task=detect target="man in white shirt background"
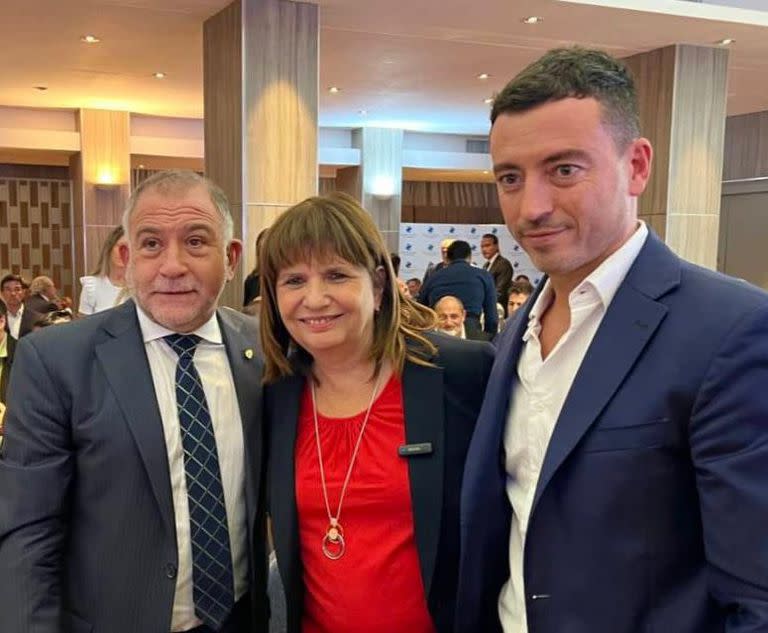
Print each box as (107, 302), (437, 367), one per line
(1, 274), (28, 340)
(457, 47), (768, 633)
(0, 170), (269, 633)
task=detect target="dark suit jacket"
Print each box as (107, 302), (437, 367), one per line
(18, 300), (49, 338)
(456, 232), (768, 633)
(485, 254), (514, 307)
(0, 335), (15, 404)
(266, 333), (494, 633)
(0, 300), (269, 633)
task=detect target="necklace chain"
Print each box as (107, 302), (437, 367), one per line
(311, 371), (383, 559)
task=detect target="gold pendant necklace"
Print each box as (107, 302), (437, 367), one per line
(312, 371), (383, 561)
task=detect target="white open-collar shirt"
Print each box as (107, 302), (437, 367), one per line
(499, 221), (648, 632)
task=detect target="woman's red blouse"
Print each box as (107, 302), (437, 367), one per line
(294, 374), (436, 633)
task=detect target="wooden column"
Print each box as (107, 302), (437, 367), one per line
(204, 0), (318, 308)
(69, 109), (130, 301)
(625, 44), (729, 269)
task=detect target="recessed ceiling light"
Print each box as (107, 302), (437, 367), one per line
(522, 16), (543, 24)
(328, 86), (341, 93)
(81, 35), (101, 43)
(153, 72), (166, 79)
(484, 97), (494, 104)
(477, 73), (491, 80)
(716, 38), (735, 46)
(138, 164), (145, 169)
(34, 86), (48, 91)
(483, 170), (490, 174)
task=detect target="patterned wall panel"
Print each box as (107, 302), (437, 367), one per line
(0, 178), (74, 299)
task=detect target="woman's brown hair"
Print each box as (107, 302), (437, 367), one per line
(90, 225), (124, 277)
(259, 192), (437, 383)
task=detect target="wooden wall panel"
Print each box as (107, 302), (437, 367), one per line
(625, 45), (729, 270)
(722, 110), (768, 181)
(0, 178), (74, 298)
(205, 0), (318, 308)
(204, 0), (243, 209)
(624, 46), (676, 221)
(668, 45), (728, 217)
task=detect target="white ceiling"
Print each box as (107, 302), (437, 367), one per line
(2, 0), (768, 135)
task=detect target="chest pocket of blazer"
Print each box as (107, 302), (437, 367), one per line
(579, 418), (679, 453)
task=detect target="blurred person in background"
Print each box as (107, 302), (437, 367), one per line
(419, 240), (498, 337)
(243, 228), (268, 307)
(79, 225), (127, 315)
(480, 233), (514, 313)
(434, 295), (491, 341)
(406, 277), (422, 301)
(506, 279), (534, 316)
(1, 275), (31, 340)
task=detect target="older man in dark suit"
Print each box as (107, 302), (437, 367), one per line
(0, 170), (268, 633)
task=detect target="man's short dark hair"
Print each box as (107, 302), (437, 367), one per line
(510, 279), (535, 296)
(446, 240), (472, 262)
(491, 47), (640, 150)
(1, 274), (23, 292)
(481, 233), (499, 245)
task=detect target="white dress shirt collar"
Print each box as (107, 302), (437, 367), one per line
(524, 221), (648, 341)
(134, 303), (222, 345)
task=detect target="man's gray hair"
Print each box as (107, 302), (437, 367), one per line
(122, 170), (234, 243)
(29, 276), (54, 295)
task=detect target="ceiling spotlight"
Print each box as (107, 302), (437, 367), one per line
(34, 86), (48, 91)
(477, 73), (491, 80)
(328, 86), (341, 93)
(483, 170), (490, 174)
(716, 38), (735, 46)
(138, 164), (145, 169)
(484, 97), (494, 104)
(81, 34), (101, 43)
(522, 16), (543, 24)
(358, 109), (368, 115)
(153, 72), (166, 79)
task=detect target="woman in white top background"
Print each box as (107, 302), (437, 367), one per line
(78, 225), (127, 315)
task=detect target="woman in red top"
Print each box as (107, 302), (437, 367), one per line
(259, 193), (494, 633)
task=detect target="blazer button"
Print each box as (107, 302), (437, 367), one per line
(165, 563), (178, 579)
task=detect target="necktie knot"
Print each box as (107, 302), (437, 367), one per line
(165, 334), (201, 358)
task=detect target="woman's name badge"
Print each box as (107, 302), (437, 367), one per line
(398, 442), (433, 457)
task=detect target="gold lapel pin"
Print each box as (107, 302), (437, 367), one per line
(244, 348), (254, 360)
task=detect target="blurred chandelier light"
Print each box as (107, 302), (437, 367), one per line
(522, 16), (543, 24)
(81, 34), (101, 43)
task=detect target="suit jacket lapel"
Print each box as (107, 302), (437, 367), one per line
(217, 309), (264, 533)
(532, 232), (680, 510)
(402, 360), (445, 600)
(95, 300), (175, 536)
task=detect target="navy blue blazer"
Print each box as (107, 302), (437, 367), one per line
(0, 300), (269, 633)
(456, 232), (768, 633)
(266, 333), (494, 633)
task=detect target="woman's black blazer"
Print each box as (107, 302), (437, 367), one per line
(265, 333), (495, 633)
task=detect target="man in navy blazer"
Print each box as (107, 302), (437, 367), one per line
(0, 171), (268, 632)
(457, 48), (768, 633)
